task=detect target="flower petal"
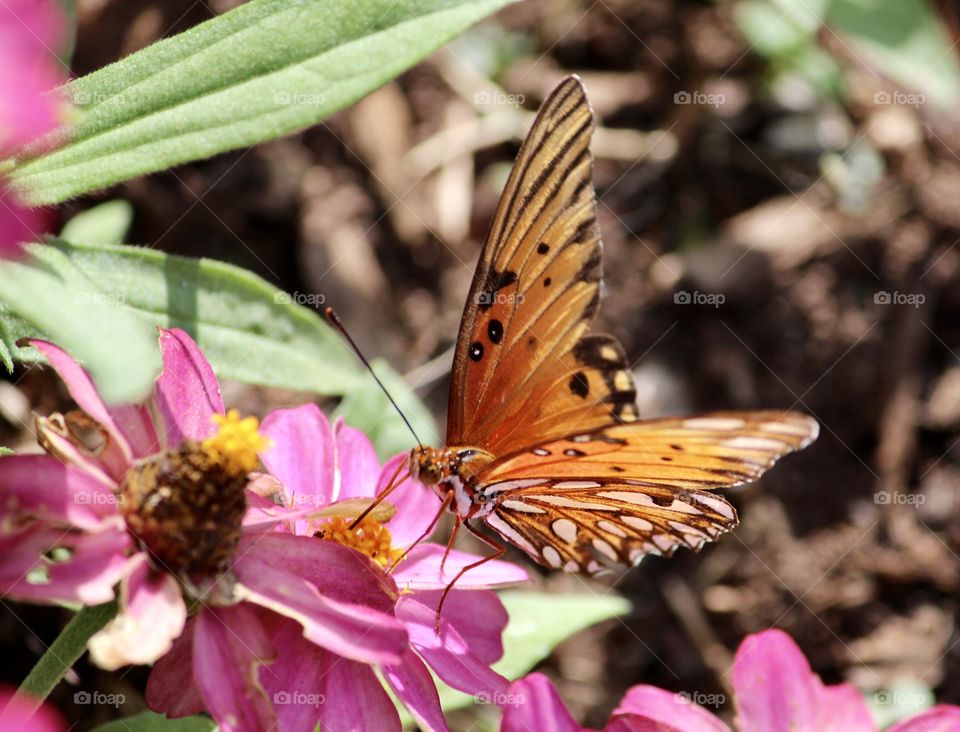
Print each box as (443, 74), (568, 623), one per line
(0, 454), (117, 529)
(888, 706), (960, 732)
(381, 649), (449, 732)
(613, 686), (730, 732)
(397, 595), (508, 696)
(256, 616), (329, 732)
(332, 417), (382, 501)
(318, 650), (402, 732)
(0, 686), (66, 732)
(408, 589), (507, 665)
(501, 673), (583, 732)
(153, 328), (224, 447)
(88, 557), (186, 670)
(146, 617), (206, 718)
(0, 187), (53, 260)
(29, 339), (132, 474)
(232, 535), (406, 665)
(0, 521), (133, 604)
(392, 544), (529, 591)
(193, 604), (276, 732)
(733, 629), (874, 732)
(261, 404), (335, 511)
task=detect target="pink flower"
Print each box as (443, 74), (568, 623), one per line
(0, 0), (66, 257)
(501, 630), (960, 732)
(0, 687), (65, 732)
(0, 329), (407, 732)
(238, 404), (530, 732)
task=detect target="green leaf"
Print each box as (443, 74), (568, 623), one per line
(334, 359), (440, 460)
(401, 590), (630, 723)
(91, 712), (215, 732)
(828, 0), (960, 108)
(12, 0), (515, 205)
(47, 239), (365, 395)
(60, 200), (134, 245)
(0, 245), (160, 403)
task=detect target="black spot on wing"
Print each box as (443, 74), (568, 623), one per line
(569, 371), (590, 398)
(478, 269), (518, 312)
(469, 342), (484, 362)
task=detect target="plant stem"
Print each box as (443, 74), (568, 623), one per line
(14, 600), (118, 714)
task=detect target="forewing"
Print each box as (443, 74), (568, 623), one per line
(447, 76), (637, 455)
(477, 410), (818, 573)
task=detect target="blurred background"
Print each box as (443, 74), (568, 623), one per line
(3, 0), (960, 728)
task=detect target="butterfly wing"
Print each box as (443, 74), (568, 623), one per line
(447, 76), (637, 456)
(476, 411), (818, 573)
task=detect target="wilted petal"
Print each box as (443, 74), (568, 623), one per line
(382, 649), (448, 732)
(153, 328), (223, 447)
(29, 339), (132, 472)
(501, 673), (583, 732)
(261, 404), (335, 511)
(392, 544), (529, 591)
(233, 535), (406, 665)
(888, 706), (960, 731)
(733, 629), (874, 732)
(88, 557), (186, 670)
(397, 595), (508, 696)
(332, 418), (382, 500)
(146, 618), (205, 718)
(0, 521), (133, 604)
(0, 454), (117, 529)
(612, 686), (730, 732)
(193, 604), (276, 732)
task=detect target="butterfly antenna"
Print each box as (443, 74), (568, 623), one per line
(323, 307), (423, 448)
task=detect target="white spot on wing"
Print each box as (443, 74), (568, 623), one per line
(682, 417), (746, 431)
(485, 513), (538, 557)
(597, 520), (627, 537)
(554, 480), (602, 489)
(501, 500), (546, 514)
(529, 495), (618, 511)
(622, 515), (654, 531)
(725, 436), (786, 451)
(552, 518), (578, 543)
(690, 493), (736, 520)
(486, 478), (546, 494)
(597, 491), (655, 506)
(563, 560), (579, 572)
(542, 545), (563, 568)
(592, 538), (618, 561)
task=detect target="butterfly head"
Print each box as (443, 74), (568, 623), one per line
(409, 446), (444, 486)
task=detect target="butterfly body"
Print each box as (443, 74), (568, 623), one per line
(410, 75), (819, 576)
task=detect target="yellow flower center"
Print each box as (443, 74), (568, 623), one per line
(201, 409), (271, 477)
(320, 517), (403, 568)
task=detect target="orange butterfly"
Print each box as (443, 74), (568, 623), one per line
(404, 75), (818, 581)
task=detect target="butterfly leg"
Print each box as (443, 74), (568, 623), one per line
(388, 491), (453, 572)
(348, 460), (407, 530)
(434, 522), (507, 633)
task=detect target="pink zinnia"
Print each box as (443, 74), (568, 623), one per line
(167, 403), (527, 732)
(501, 630), (960, 731)
(0, 329), (407, 732)
(0, 0), (66, 257)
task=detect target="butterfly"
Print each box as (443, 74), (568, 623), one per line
(406, 75), (818, 579)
